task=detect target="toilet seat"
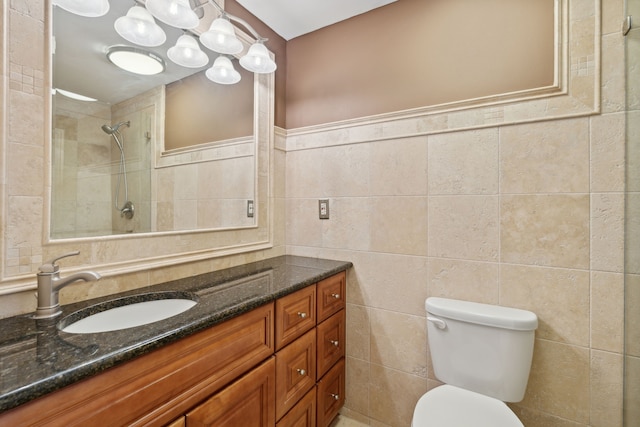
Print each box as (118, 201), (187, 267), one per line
(412, 385), (523, 427)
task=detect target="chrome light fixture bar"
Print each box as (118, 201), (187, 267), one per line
(202, 0), (277, 74)
(56, 0), (276, 85)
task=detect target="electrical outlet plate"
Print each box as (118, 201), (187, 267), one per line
(247, 200), (254, 218)
(319, 199), (329, 219)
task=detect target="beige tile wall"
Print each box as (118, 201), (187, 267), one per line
(286, 117), (625, 426)
(284, 3), (627, 426)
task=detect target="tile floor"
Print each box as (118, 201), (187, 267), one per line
(331, 415), (369, 427)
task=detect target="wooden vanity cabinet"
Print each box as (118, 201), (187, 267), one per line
(316, 272), (345, 323)
(0, 303), (275, 427)
(276, 328), (317, 419)
(0, 271), (348, 427)
(275, 272), (346, 427)
(316, 308), (345, 380)
(275, 285), (316, 351)
(317, 359), (346, 427)
(186, 357), (276, 427)
(276, 388), (316, 427)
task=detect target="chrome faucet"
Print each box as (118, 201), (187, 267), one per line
(34, 251), (101, 319)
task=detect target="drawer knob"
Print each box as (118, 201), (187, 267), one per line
(330, 393), (340, 400)
(330, 293), (341, 299)
(297, 368), (306, 376)
(297, 312), (308, 318)
(329, 340), (339, 347)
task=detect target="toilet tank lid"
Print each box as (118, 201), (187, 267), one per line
(426, 298), (538, 331)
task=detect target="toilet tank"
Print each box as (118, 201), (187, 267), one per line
(426, 297), (538, 402)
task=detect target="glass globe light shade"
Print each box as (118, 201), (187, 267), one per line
(145, 0), (199, 29)
(239, 42), (277, 74)
(53, 0), (110, 17)
(114, 6), (166, 47)
(200, 17), (243, 55)
(168, 35), (209, 68)
(206, 56), (241, 85)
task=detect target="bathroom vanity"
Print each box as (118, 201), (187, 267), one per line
(0, 256), (351, 426)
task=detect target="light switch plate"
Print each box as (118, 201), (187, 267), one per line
(319, 199), (329, 219)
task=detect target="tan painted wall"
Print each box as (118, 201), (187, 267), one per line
(285, 0), (555, 128)
(164, 69), (254, 150)
(227, 0), (287, 129)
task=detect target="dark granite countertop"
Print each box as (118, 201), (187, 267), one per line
(0, 255), (352, 413)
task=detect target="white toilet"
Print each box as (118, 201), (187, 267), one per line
(412, 297), (538, 426)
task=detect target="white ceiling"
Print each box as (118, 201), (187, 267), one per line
(237, 0), (397, 40)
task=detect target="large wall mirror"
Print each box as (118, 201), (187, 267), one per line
(50, 0), (267, 239)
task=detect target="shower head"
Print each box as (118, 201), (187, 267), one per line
(101, 121), (130, 135)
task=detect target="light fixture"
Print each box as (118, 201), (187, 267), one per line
(114, 6), (166, 47)
(200, 15), (243, 55)
(55, 88), (97, 102)
(53, 0), (109, 17)
(145, 0), (199, 30)
(206, 56), (241, 85)
(240, 41), (277, 74)
(167, 35), (209, 68)
(60, 0), (277, 87)
(106, 46), (166, 75)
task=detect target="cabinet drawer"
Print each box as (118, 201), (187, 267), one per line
(316, 273), (345, 323)
(316, 358), (345, 427)
(316, 309), (345, 380)
(276, 329), (317, 420)
(276, 387), (316, 427)
(276, 286), (316, 350)
(186, 357), (275, 427)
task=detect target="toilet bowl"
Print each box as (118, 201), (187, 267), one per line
(411, 385), (522, 427)
(411, 297), (537, 426)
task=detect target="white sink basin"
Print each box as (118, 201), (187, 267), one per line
(61, 298), (197, 334)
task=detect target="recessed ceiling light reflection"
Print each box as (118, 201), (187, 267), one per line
(106, 46), (165, 75)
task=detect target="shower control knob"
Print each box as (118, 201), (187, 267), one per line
(120, 201), (135, 220)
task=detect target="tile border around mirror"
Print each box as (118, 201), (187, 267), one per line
(0, 0), (275, 293)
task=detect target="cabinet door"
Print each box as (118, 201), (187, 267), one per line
(276, 387), (316, 427)
(276, 329), (317, 420)
(316, 273), (345, 323)
(276, 286), (316, 350)
(316, 359), (345, 427)
(186, 358), (275, 427)
(316, 309), (345, 380)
